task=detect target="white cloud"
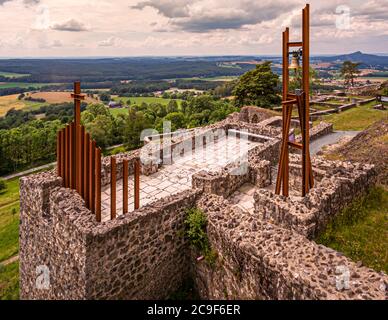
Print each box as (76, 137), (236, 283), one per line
(51, 19), (89, 32)
(0, 0), (386, 56)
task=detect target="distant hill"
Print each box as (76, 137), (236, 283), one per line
(321, 51), (388, 67)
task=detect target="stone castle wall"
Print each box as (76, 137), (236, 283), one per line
(19, 108), (387, 300)
(192, 193), (387, 300)
(20, 170), (200, 299)
(253, 156), (378, 239)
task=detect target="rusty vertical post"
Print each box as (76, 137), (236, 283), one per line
(95, 148), (101, 222)
(72, 81), (85, 194)
(275, 28), (290, 195)
(123, 159), (129, 214)
(80, 126), (85, 197)
(302, 4), (312, 196)
(134, 159), (140, 210)
(57, 131), (61, 176)
(64, 125), (69, 187)
(89, 140), (96, 213)
(110, 156), (116, 219)
(69, 122), (74, 189)
(61, 128), (65, 185)
(84, 132), (90, 208)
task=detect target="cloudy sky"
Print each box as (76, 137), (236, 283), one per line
(0, 0), (387, 57)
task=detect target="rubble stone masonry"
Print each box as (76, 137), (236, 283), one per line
(19, 107), (387, 300)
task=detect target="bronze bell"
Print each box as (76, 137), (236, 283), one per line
(289, 53), (300, 70)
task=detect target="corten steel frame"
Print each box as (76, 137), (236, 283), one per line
(275, 4), (314, 197)
(56, 82), (102, 220)
(56, 82), (141, 222)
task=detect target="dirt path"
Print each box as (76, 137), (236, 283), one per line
(0, 255), (19, 267)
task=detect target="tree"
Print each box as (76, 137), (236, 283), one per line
(166, 100), (179, 114)
(163, 112), (186, 131)
(233, 61), (281, 108)
(0, 178), (6, 192)
(289, 66), (320, 94)
(340, 61), (361, 87)
(99, 92), (111, 102)
(125, 107), (152, 149)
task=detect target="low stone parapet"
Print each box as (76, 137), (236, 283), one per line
(193, 193), (387, 300)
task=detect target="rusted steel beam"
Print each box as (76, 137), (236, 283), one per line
(283, 105), (292, 197)
(69, 122), (74, 189)
(134, 159), (140, 210)
(95, 148), (101, 222)
(84, 132), (90, 208)
(89, 140), (96, 213)
(282, 99), (297, 105)
(288, 141), (303, 149)
(73, 82), (83, 194)
(288, 41), (302, 47)
(61, 129), (65, 184)
(80, 126), (85, 197)
(123, 159), (129, 214)
(57, 131), (61, 176)
(110, 156), (116, 219)
(65, 124), (70, 188)
(275, 28), (290, 195)
(302, 4), (312, 196)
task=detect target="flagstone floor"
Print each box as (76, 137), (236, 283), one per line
(101, 135), (261, 221)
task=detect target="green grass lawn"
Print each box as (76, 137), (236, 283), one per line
(0, 82), (60, 89)
(0, 262), (19, 300)
(0, 178), (20, 300)
(110, 96), (184, 116)
(316, 186), (388, 274)
(0, 71), (30, 79)
(316, 102), (388, 131)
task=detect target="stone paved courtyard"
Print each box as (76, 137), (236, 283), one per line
(101, 135), (261, 221)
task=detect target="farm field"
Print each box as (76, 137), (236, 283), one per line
(28, 91), (99, 104)
(359, 77), (388, 82)
(0, 71), (29, 79)
(0, 82), (59, 89)
(317, 101), (388, 131)
(113, 96), (183, 106)
(0, 94), (47, 117)
(110, 96), (184, 116)
(170, 75), (238, 81)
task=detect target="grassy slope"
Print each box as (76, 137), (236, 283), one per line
(0, 262), (19, 300)
(0, 71), (29, 78)
(316, 186), (388, 274)
(0, 178), (19, 262)
(0, 94), (47, 116)
(0, 82), (56, 89)
(111, 96), (183, 116)
(0, 178), (20, 300)
(317, 101), (388, 131)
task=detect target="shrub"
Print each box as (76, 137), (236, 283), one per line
(0, 178), (6, 192)
(184, 208), (217, 267)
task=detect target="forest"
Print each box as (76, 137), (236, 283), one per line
(0, 57), (256, 83)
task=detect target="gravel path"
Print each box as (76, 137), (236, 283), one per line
(310, 131), (360, 155)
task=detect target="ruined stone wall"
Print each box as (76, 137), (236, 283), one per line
(296, 121), (333, 143)
(84, 190), (199, 299)
(19, 170), (200, 300)
(254, 156), (378, 239)
(192, 194), (387, 300)
(19, 171), (89, 299)
(192, 160), (271, 198)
